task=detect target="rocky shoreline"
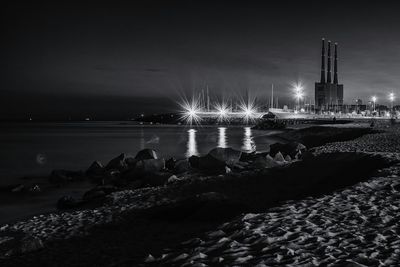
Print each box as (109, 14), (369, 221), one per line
(0, 123), (395, 266)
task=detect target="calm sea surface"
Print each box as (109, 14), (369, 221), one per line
(0, 122), (280, 184)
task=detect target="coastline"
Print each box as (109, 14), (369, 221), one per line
(0, 121), (396, 266)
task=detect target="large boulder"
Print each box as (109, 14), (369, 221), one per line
(249, 155), (279, 169)
(105, 153), (127, 171)
(198, 154), (226, 172)
(249, 157), (269, 169)
(165, 157), (176, 171)
(188, 155), (200, 168)
(266, 155), (279, 168)
(174, 159), (191, 174)
(269, 142), (307, 159)
(135, 158), (165, 173)
(124, 157), (138, 169)
(85, 161), (104, 177)
(207, 147), (242, 166)
(135, 149), (158, 160)
(274, 151), (285, 162)
(239, 151), (257, 162)
(49, 170), (85, 183)
(121, 168), (140, 181)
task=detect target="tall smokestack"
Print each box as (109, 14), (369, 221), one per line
(334, 42), (338, 84)
(320, 38), (326, 83)
(327, 40), (332, 83)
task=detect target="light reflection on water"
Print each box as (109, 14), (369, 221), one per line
(186, 126), (256, 156)
(186, 129), (199, 157)
(1, 123), (272, 182)
(218, 127), (227, 148)
(242, 127), (256, 152)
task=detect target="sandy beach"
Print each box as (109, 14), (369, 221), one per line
(0, 122), (398, 266)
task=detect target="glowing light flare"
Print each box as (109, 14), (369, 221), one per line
(179, 96), (202, 125)
(214, 102), (230, 122)
(239, 101), (258, 124)
(292, 82), (304, 100)
(371, 96), (377, 103)
(389, 92), (395, 102)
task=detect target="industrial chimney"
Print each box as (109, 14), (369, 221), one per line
(320, 38), (326, 83)
(327, 41), (332, 83)
(334, 43), (338, 84)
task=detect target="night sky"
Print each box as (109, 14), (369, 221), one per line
(2, 1), (400, 120)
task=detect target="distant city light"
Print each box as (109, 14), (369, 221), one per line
(293, 85), (304, 100)
(292, 82), (304, 111)
(239, 100), (257, 124)
(215, 102), (230, 122)
(179, 96), (202, 125)
(389, 93), (395, 100)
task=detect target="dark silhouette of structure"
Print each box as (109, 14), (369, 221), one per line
(315, 39), (344, 112)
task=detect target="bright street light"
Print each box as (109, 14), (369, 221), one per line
(292, 83), (304, 111)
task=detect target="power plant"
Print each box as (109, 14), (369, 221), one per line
(315, 39), (344, 112)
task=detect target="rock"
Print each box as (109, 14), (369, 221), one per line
(165, 157), (176, 170)
(174, 159), (191, 174)
(249, 155), (279, 169)
(135, 159), (165, 173)
(143, 171), (172, 186)
(57, 196), (80, 209)
(270, 142), (307, 158)
(50, 170), (85, 183)
(225, 166), (232, 174)
(266, 155), (279, 168)
(188, 155), (200, 168)
(167, 175), (181, 184)
(124, 157), (138, 168)
(240, 151), (257, 162)
(135, 149), (158, 160)
(85, 161), (104, 176)
(233, 162), (247, 170)
(198, 154), (226, 172)
(250, 157), (269, 169)
(274, 152), (285, 162)
(105, 153), (127, 171)
(207, 147), (242, 166)
(121, 168), (140, 181)
(94, 169), (122, 186)
(285, 155), (292, 162)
